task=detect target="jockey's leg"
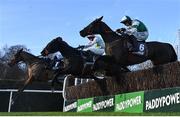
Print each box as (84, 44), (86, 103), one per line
(88, 48), (104, 55)
(129, 35), (139, 52)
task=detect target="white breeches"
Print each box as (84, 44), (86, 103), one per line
(84, 47), (105, 55)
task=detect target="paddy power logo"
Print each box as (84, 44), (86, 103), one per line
(93, 96), (114, 111)
(115, 91), (144, 113)
(145, 92), (180, 111)
(64, 101), (77, 112)
(144, 87), (180, 112)
(77, 98), (93, 112)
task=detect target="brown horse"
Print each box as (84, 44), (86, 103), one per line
(80, 16), (177, 73)
(8, 49), (59, 104)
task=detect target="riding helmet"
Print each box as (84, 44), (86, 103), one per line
(120, 15), (132, 23)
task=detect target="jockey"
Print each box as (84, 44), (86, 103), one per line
(52, 52), (63, 70)
(45, 52), (63, 70)
(116, 15), (149, 53)
(83, 35), (105, 55)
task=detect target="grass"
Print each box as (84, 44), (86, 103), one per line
(0, 112), (180, 116)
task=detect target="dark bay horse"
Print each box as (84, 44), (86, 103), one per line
(8, 49), (58, 104)
(79, 16), (177, 72)
(41, 37), (120, 96)
(41, 37), (98, 79)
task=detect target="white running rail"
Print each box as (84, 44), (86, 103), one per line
(0, 89), (62, 112)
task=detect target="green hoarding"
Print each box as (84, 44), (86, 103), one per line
(115, 91), (144, 113)
(93, 95), (114, 112)
(77, 98), (93, 112)
(144, 87), (180, 112)
(64, 87), (180, 112)
(64, 100), (77, 112)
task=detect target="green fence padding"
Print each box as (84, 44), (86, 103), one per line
(144, 87), (180, 112)
(64, 87), (180, 112)
(64, 100), (77, 112)
(115, 91), (144, 113)
(93, 95), (114, 112)
(77, 98), (93, 112)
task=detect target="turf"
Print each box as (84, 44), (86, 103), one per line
(0, 112), (180, 116)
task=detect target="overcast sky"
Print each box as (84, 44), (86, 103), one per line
(0, 0), (180, 55)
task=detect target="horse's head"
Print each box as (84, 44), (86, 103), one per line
(8, 49), (23, 67)
(41, 37), (64, 56)
(80, 16), (103, 37)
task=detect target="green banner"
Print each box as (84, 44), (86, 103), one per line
(144, 87), (180, 112)
(64, 100), (77, 112)
(77, 98), (93, 112)
(115, 91), (144, 113)
(93, 95), (114, 112)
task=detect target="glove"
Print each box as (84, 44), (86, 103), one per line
(116, 28), (126, 34)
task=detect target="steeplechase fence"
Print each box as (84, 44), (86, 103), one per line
(63, 61), (180, 112)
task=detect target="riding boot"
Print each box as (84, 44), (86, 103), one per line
(130, 35), (138, 52)
(86, 50), (94, 62)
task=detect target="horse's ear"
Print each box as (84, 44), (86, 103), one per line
(17, 48), (23, 54)
(19, 48), (23, 52)
(98, 16), (103, 21)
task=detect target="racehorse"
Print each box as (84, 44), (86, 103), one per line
(41, 37), (116, 95)
(8, 49), (59, 104)
(79, 16), (177, 72)
(41, 37), (99, 79)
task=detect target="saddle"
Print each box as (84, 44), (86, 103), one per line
(133, 42), (147, 56)
(126, 40), (148, 56)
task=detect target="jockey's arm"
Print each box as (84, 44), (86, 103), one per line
(84, 38), (97, 48)
(116, 28), (126, 34)
(125, 20), (139, 35)
(125, 27), (137, 35)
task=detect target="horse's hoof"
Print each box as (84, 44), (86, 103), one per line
(96, 76), (104, 79)
(94, 71), (105, 79)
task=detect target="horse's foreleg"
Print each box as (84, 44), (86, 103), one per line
(94, 78), (109, 95)
(50, 69), (68, 92)
(51, 71), (61, 92)
(11, 76), (33, 105)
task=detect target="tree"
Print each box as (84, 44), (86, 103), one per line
(1, 45), (29, 63)
(0, 44), (30, 80)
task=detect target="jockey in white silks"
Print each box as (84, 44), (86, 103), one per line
(83, 35), (105, 55)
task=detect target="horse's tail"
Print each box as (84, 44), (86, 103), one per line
(168, 44), (177, 62)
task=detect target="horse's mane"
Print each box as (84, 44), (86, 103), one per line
(20, 51), (43, 63)
(100, 20), (123, 41)
(57, 39), (81, 56)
